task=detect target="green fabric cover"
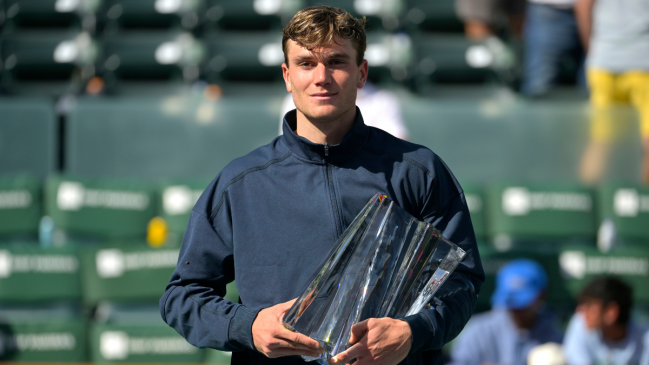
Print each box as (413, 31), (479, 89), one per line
(81, 244), (179, 303)
(0, 244), (81, 301)
(487, 183), (596, 238)
(0, 318), (86, 361)
(462, 185), (486, 239)
(0, 98), (57, 179)
(157, 180), (210, 240)
(90, 322), (203, 363)
(0, 175), (41, 236)
(45, 175), (155, 239)
(559, 246), (649, 304)
(598, 184), (649, 241)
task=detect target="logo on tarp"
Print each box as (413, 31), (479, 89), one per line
(100, 331), (129, 360)
(502, 187), (592, 216)
(0, 250), (79, 278)
(96, 249), (180, 278)
(614, 189), (649, 217)
(465, 194), (483, 213)
(0, 190), (32, 209)
(162, 186), (202, 215)
(11, 333), (76, 352)
(560, 250), (649, 279)
(57, 181), (150, 211)
(100, 331), (198, 360)
(559, 251), (586, 279)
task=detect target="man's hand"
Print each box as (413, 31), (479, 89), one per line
(252, 299), (323, 358)
(330, 318), (412, 365)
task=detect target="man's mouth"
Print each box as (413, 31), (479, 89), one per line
(310, 92), (338, 100)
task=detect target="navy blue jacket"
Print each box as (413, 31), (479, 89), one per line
(160, 109), (484, 365)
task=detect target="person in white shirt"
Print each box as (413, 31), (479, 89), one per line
(279, 81), (409, 140)
(564, 277), (649, 365)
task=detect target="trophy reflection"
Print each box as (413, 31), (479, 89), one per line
(283, 193), (466, 364)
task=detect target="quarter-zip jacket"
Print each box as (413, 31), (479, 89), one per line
(160, 108), (485, 365)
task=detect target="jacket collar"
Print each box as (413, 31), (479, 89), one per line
(281, 107), (369, 164)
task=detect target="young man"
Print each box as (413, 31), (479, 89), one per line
(451, 259), (563, 365)
(576, 0), (649, 184)
(160, 6), (484, 365)
(564, 277), (649, 365)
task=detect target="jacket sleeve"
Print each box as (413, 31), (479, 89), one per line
(159, 206), (259, 352)
(402, 168), (485, 353)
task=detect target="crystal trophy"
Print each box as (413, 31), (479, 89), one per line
(282, 193), (466, 364)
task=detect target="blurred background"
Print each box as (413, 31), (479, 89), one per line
(0, 0), (648, 363)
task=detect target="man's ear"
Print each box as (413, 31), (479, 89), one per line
(357, 59), (368, 89)
(603, 302), (620, 326)
(282, 62), (292, 93)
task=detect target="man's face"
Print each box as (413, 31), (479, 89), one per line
(579, 299), (606, 329)
(282, 38), (368, 124)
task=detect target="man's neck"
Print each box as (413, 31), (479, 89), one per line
(602, 323), (628, 343)
(295, 107), (356, 145)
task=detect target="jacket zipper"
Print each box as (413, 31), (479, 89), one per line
(324, 144), (342, 236)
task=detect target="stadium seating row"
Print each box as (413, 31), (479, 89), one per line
(0, 29), (507, 94)
(2, 174), (649, 244)
(2, 0), (461, 32)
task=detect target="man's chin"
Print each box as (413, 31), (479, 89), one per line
(300, 105), (353, 123)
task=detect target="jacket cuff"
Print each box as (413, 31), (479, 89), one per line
(402, 312), (435, 354)
(228, 305), (261, 351)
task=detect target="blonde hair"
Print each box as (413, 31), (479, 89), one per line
(282, 6), (367, 65)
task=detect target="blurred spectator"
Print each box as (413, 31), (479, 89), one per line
(279, 82), (409, 140)
(563, 277), (649, 365)
(577, 0), (649, 185)
(455, 0), (526, 39)
(451, 259), (563, 365)
(522, 0), (584, 97)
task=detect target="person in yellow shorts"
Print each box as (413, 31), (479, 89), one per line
(575, 0), (649, 184)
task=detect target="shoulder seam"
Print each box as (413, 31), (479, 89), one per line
(362, 145), (434, 178)
(209, 151), (292, 221)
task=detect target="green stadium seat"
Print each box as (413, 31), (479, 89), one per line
(462, 184), (485, 239)
(158, 180), (210, 244)
(0, 99), (57, 178)
(204, 31), (284, 82)
(0, 175), (41, 239)
(598, 184), (649, 244)
(80, 244), (179, 303)
(204, 0), (303, 31)
(101, 0), (205, 30)
(486, 183), (597, 241)
(205, 348), (233, 364)
(0, 244), (81, 302)
(1, 31), (97, 93)
(305, 0), (405, 31)
(90, 322), (203, 362)
(65, 96), (278, 179)
(100, 31), (204, 85)
(405, 0), (463, 32)
(413, 34), (510, 85)
(559, 246), (649, 305)
(0, 306), (87, 361)
(45, 176), (156, 240)
(2, 0), (98, 29)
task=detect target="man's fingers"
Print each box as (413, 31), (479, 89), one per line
(349, 319), (370, 344)
(277, 329), (323, 351)
(331, 343), (364, 364)
(264, 346), (321, 359)
(266, 337), (320, 352)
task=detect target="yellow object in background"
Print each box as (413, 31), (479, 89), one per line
(147, 217), (168, 248)
(588, 69), (649, 142)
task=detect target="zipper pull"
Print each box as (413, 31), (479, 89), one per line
(324, 144), (329, 157)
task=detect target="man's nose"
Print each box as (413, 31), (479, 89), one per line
(313, 63), (330, 86)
